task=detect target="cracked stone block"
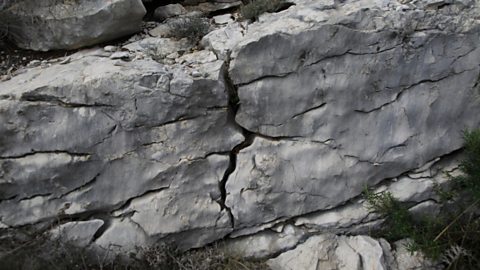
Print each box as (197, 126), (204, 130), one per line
(0, 0), (146, 51)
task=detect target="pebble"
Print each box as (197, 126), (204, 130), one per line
(27, 60), (41, 67)
(0, 74), (11, 81)
(191, 70), (202, 78)
(110, 51), (130, 60)
(213, 14), (234, 25)
(59, 57), (71, 65)
(104, 45), (117, 52)
(166, 52), (179, 59)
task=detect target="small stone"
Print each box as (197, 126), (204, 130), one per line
(27, 60), (41, 67)
(0, 74), (11, 81)
(104, 45), (117, 52)
(213, 14), (233, 25)
(110, 51), (130, 60)
(149, 24), (172, 37)
(191, 70), (202, 77)
(166, 52), (179, 59)
(59, 57), (71, 65)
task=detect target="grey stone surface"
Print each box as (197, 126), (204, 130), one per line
(268, 234), (393, 270)
(49, 220), (104, 247)
(223, 224), (307, 259)
(0, 53), (243, 248)
(0, 0), (146, 51)
(0, 0), (480, 264)
(153, 4), (187, 22)
(226, 0), (480, 229)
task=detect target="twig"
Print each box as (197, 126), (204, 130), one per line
(433, 198), (480, 242)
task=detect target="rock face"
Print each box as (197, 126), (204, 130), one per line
(1, 0), (480, 266)
(0, 49), (243, 249)
(0, 0), (146, 51)
(225, 0), (480, 230)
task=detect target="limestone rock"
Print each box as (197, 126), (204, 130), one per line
(268, 234), (393, 270)
(0, 53), (243, 249)
(153, 4), (187, 22)
(1, 0), (480, 260)
(223, 224), (307, 259)
(0, 0), (146, 51)
(201, 22), (245, 59)
(213, 14), (234, 25)
(226, 0), (480, 230)
(392, 239), (441, 269)
(49, 220), (104, 247)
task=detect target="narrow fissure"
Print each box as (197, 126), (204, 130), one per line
(218, 55), (256, 229)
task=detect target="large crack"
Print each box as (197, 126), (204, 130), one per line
(218, 55), (256, 229)
(20, 92), (114, 108)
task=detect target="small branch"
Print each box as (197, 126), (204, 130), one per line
(433, 198), (480, 242)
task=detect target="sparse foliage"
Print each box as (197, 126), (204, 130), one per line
(364, 129), (480, 269)
(168, 17), (210, 44)
(0, 228), (270, 270)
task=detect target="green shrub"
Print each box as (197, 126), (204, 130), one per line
(168, 17), (210, 44)
(452, 129), (480, 200)
(363, 129), (480, 269)
(240, 0), (289, 21)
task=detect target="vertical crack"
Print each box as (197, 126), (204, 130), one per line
(218, 54), (255, 229)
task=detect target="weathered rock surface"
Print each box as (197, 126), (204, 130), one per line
(153, 4), (187, 22)
(0, 0), (146, 51)
(0, 50), (243, 248)
(225, 0), (480, 230)
(267, 234), (438, 270)
(1, 0), (480, 267)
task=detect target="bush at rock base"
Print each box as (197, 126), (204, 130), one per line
(364, 129), (480, 270)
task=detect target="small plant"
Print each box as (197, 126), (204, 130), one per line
(363, 129), (480, 269)
(452, 129), (480, 201)
(240, 0), (290, 21)
(168, 17), (210, 44)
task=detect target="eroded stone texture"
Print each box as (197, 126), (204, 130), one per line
(0, 0), (479, 262)
(0, 54), (243, 248)
(226, 0), (480, 230)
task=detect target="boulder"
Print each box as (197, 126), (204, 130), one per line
(153, 4), (187, 21)
(268, 234), (394, 270)
(0, 0), (146, 51)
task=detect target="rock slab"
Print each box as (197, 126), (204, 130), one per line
(0, 0), (146, 51)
